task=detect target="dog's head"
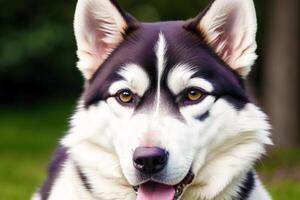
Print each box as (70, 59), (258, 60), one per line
(63, 0), (271, 199)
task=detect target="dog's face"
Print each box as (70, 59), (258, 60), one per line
(63, 0), (271, 199)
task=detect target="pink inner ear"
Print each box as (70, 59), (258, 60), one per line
(198, 0), (258, 77)
(74, 0), (127, 79)
(85, 10), (121, 64)
(210, 9), (240, 62)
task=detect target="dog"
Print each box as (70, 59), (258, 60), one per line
(33, 0), (273, 199)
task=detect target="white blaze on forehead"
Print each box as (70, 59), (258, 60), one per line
(108, 63), (150, 96)
(153, 33), (167, 116)
(167, 64), (214, 94)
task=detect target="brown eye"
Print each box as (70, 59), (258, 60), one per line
(187, 89), (203, 101)
(118, 90), (133, 103)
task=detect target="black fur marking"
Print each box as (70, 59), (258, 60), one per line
(39, 147), (68, 200)
(109, 0), (140, 36)
(237, 171), (255, 200)
(75, 164), (92, 192)
(84, 25), (158, 107)
(196, 111), (209, 121)
(223, 95), (248, 110)
(183, 0), (215, 35)
(84, 21), (249, 113)
(161, 23), (249, 110)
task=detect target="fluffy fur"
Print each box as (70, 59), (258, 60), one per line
(198, 0), (258, 77)
(34, 0), (273, 199)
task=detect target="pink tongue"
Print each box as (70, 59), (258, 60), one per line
(136, 182), (175, 200)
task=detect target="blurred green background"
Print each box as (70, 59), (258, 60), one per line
(0, 0), (299, 199)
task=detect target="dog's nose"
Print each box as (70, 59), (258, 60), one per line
(133, 147), (168, 174)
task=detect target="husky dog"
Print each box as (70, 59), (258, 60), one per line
(33, 0), (273, 199)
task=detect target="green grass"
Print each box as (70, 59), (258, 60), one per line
(0, 100), (75, 200)
(257, 149), (300, 199)
(0, 100), (299, 199)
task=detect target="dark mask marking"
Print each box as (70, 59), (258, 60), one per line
(39, 146), (68, 200)
(75, 164), (92, 192)
(237, 170), (255, 200)
(83, 21), (249, 113)
(196, 111), (210, 121)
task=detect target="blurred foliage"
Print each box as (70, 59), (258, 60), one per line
(0, 0), (266, 105)
(0, 0), (79, 105)
(0, 100), (74, 199)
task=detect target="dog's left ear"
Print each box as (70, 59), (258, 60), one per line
(185, 0), (257, 77)
(74, 0), (138, 79)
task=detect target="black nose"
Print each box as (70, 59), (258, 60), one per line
(133, 147), (168, 174)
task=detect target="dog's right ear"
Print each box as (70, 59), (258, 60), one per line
(184, 0), (257, 78)
(74, 0), (138, 79)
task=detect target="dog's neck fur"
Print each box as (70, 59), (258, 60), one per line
(73, 161), (256, 200)
(37, 147), (261, 200)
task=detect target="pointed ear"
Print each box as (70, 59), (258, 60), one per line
(74, 0), (138, 79)
(186, 0), (258, 77)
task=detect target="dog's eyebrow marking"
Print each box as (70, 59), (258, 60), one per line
(187, 78), (214, 92)
(167, 64), (214, 94)
(109, 63), (150, 96)
(153, 32), (167, 117)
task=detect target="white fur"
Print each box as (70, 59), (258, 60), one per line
(182, 101), (272, 199)
(41, 97), (272, 200)
(249, 177), (272, 200)
(109, 64), (150, 96)
(47, 160), (95, 200)
(58, 64), (272, 200)
(198, 0), (258, 77)
(31, 193), (41, 200)
(167, 64), (214, 94)
(74, 0), (128, 79)
(153, 33), (167, 117)
(180, 95), (216, 118)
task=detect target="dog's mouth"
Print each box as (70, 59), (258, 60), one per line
(133, 170), (194, 200)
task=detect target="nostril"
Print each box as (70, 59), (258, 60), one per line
(156, 154), (168, 164)
(135, 158), (143, 165)
(133, 147), (168, 174)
